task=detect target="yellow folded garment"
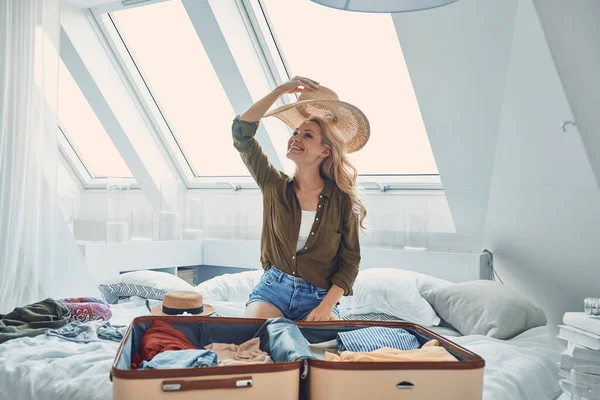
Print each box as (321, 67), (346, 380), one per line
(324, 339), (457, 362)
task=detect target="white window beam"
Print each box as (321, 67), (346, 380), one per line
(181, 0), (283, 172)
(58, 131), (87, 191)
(60, 4), (179, 207)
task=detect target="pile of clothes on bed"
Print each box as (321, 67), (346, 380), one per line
(0, 297), (125, 345)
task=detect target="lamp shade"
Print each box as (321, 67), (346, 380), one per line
(310, 0), (459, 13)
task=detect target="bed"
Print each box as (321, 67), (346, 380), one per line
(0, 268), (562, 400)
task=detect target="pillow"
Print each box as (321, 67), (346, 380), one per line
(356, 268), (453, 295)
(339, 268), (441, 326)
(422, 280), (547, 339)
(341, 312), (402, 322)
(193, 270), (263, 302)
(99, 283), (169, 304)
(99, 270), (193, 304)
(104, 270), (194, 291)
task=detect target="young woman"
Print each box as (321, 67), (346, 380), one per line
(233, 76), (369, 321)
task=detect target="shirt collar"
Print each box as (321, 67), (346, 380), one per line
(287, 177), (335, 198)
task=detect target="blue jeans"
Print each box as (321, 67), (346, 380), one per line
(140, 350), (218, 370)
(247, 266), (340, 321)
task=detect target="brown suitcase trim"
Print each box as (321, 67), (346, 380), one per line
(297, 320), (485, 370)
(111, 316), (484, 380)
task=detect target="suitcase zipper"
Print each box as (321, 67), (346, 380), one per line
(301, 360), (309, 379)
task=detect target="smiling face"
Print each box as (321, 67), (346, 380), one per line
(286, 120), (331, 166)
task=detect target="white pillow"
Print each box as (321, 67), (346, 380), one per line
(194, 269), (263, 302)
(370, 268), (453, 295)
(339, 268), (443, 326)
(104, 270), (193, 292)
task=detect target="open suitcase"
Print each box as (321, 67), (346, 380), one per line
(111, 316), (484, 399)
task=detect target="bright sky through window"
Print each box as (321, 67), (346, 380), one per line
(113, 1), (250, 177)
(58, 60), (132, 178)
(262, 0), (438, 174)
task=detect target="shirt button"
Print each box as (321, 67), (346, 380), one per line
(316, 218), (319, 221)
(304, 247), (308, 250)
(311, 232), (314, 235)
(319, 195), (323, 198)
(318, 205), (321, 208)
(293, 271), (296, 275)
(292, 256), (296, 259)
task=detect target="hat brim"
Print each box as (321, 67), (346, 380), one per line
(264, 99), (370, 154)
(151, 302), (215, 317)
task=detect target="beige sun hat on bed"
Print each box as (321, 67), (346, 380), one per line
(264, 86), (370, 153)
(151, 291), (214, 317)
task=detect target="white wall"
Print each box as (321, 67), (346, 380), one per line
(483, 0), (600, 327)
(533, 0), (600, 188)
(392, 0), (519, 250)
(389, 0), (600, 328)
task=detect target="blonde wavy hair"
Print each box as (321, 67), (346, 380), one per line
(308, 117), (367, 230)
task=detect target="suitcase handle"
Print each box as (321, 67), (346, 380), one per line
(397, 381), (415, 390)
(162, 376), (253, 392)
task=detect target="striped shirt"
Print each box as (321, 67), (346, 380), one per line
(337, 327), (420, 353)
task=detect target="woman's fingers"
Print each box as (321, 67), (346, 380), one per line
(292, 76), (320, 90)
(299, 79), (319, 90)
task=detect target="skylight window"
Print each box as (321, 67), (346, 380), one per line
(260, 0), (439, 175)
(111, 1), (249, 177)
(58, 60), (132, 178)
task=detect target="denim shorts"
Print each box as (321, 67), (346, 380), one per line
(247, 266), (340, 321)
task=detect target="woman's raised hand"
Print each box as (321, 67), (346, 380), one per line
(277, 76), (320, 94)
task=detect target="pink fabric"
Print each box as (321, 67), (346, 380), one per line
(205, 337), (272, 366)
(59, 297), (111, 323)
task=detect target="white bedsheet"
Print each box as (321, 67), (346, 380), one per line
(452, 326), (561, 400)
(0, 302), (561, 400)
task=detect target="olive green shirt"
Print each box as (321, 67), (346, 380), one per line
(232, 117), (360, 295)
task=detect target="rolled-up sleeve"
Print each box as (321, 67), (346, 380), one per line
(331, 196), (361, 296)
(232, 116), (284, 191)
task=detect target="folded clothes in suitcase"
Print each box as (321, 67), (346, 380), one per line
(111, 316), (484, 399)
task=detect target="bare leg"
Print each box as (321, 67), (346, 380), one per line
(244, 301), (285, 319)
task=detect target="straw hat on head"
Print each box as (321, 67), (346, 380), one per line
(151, 291), (214, 317)
(264, 86), (370, 153)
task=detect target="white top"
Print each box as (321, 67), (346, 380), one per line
(296, 210), (317, 252)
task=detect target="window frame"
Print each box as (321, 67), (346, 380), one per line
(84, 0), (441, 192)
(241, 0), (442, 187)
(59, 19), (139, 189)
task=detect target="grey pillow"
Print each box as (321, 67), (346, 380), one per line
(98, 283), (168, 304)
(422, 280), (547, 340)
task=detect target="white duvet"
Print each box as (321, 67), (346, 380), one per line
(0, 301), (561, 400)
(453, 327), (561, 400)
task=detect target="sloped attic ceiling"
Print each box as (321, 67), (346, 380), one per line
(391, 0), (520, 249)
(392, 0), (600, 326)
(533, 0), (600, 188)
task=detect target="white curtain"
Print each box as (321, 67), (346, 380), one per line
(0, 0), (61, 312)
